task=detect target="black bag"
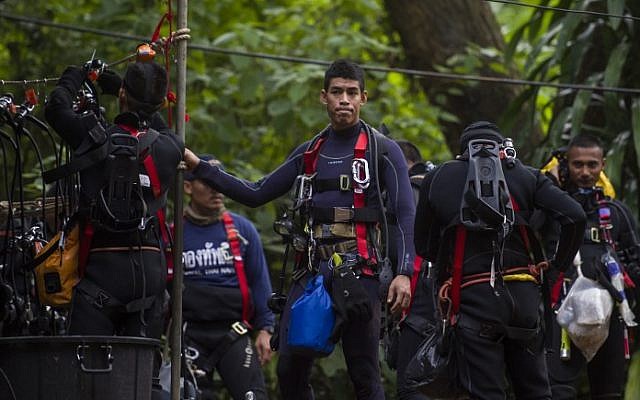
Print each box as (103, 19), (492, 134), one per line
(405, 320), (462, 399)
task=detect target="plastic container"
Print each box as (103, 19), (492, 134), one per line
(0, 335), (159, 400)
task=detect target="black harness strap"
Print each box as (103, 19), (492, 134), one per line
(199, 321), (250, 371)
(311, 206), (380, 223)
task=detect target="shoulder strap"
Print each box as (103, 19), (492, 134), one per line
(43, 123), (109, 184)
(353, 130), (372, 262)
(222, 211), (253, 325)
(450, 225), (467, 324)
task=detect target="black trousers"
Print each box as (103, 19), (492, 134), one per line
(546, 309), (627, 400)
(67, 250), (167, 337)
(455, 281), (551, 400)
(185, 321), (268, 400)
(276, 262), (383, 400)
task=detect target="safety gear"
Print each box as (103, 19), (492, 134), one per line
(460, 138), (514, 237)
(222, 211), (254, 325)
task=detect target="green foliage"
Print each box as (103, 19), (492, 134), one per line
(497, 0), (640, 216)
(0, 0), (443, 397)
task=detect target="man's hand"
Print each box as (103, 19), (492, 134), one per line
(387, 275), (411, 314)
(255, 329), (273, 366)
(183, 148), (201, 170)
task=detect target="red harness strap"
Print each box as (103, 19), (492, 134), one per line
(448, 197), (539, 324)
(303, 136), (327, 175)
(353, 131), (372, 262)
(410, 255), (423, 300)
(510, 196), (535, 265)
(121, 124), (174, 277)
(222, 211), (254, 325)
(450, 225), (467, 324)
(78, 222), (94, 277)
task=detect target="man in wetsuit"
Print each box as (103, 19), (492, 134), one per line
(414, 122), (585, 399)
(45, 61), (182, 398)
(184, 59), (415, 399)
(544, 134), (640, 400)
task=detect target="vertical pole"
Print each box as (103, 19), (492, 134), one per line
(171, 0), (188, 399)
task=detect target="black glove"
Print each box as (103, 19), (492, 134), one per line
(329, 265), (372, 342)
(83, 58), (105, 74)
(582, 257), (624, 303)
(96, 69), (122, 96)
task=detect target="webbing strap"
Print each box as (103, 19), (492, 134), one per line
(222, 212), (253, 325)
(510, 196), (534, 264)
(122, 124), (173, 275)
(353, 131), (371, 261)
(303, 136), (327, 175)
(550, 271), (566, 307)
(450, 225), (466, 323)
(78, 222), (94, 277)
(409, 255), (423, 309)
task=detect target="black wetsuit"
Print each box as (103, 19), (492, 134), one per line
(545, 189), (640, 400)
(414, 157), (585, 400)
(45, 66), (183, 338)
(191, 121), (416, 400)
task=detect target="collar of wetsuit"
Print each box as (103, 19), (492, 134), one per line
(114, 111), (145, 129)
(331, 122), (362, 139)
(409, 162), (427, 176)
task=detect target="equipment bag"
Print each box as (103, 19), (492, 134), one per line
(405, 320), (463, 399)
(287, 274), (335, 357)
(32, 220), (80, 307)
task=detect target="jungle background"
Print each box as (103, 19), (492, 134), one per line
(1, 0), (639, 398)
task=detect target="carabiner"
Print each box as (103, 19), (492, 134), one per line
(351, 158), (370, 190)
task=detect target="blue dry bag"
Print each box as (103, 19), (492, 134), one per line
(287, 274), (335, 357)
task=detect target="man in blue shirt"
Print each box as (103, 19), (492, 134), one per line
(182, 155), (275, 400)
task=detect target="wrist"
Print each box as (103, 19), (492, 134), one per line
(259, 326), (274, 335)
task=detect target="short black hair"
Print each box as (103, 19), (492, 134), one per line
(123, 61), (167, 116)
(324, 59), (365, 91)
(395, 139), (423, 164)
(567, 134), (604, 152)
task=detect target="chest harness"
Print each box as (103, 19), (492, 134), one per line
(299, 129), (379, 276)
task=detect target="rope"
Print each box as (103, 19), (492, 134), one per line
(1, 12), (639, 94)
(483, 0), (640, 22)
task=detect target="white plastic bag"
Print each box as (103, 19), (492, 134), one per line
(556, 274), (614, 361)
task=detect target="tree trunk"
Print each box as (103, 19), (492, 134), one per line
(384, 0), (538, 156)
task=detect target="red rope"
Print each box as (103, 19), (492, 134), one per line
(149, 2), (174, 127)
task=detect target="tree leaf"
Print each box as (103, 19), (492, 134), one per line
(631, 98), (640, 173)
(607, 0), (625, 30)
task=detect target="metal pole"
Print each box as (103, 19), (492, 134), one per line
(171, 0), (188, 399)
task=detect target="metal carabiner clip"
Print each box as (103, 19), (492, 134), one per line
(295, 173), (315, 202)
(351, 158), (370, 190)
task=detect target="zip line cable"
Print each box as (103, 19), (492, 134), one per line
(1, 12), (640, 95)
(483, 0), (640, 22)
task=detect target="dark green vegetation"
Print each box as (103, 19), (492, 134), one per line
(1, 1), (638, 398)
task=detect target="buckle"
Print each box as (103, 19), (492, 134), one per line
(231, 321), (248, 335)
(590, 227), (600, 243)
(94, 290), (110, 309)
(339, 174), (351, 191)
